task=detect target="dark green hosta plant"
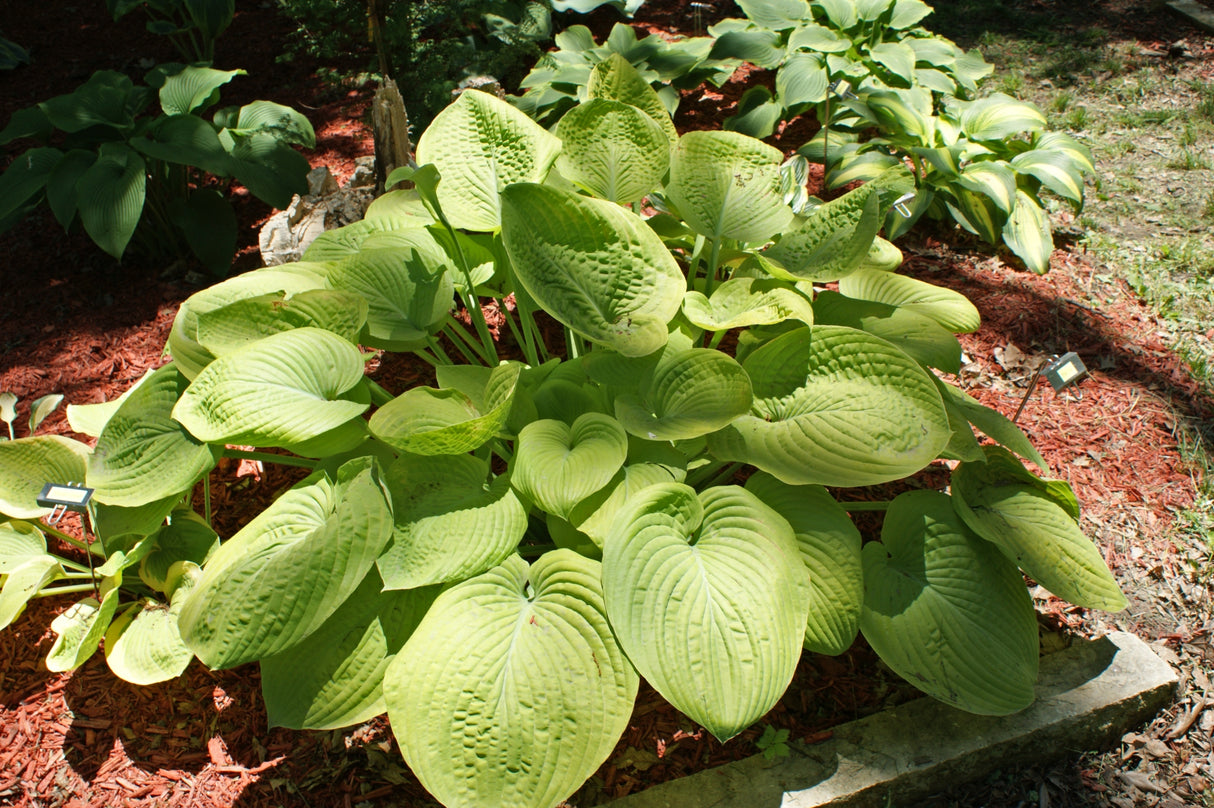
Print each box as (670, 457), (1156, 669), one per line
(0, 64), (313, 274)
(0, 61), (1126, 808)
(108, 0), (235, 63)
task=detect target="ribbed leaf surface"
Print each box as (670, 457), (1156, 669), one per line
(951, 446), (1127, 611)
(0, 520), (47, 573)
(513, 413), (628, 518)
(47, 589), (121, 672)
(764, 184), (880, 280)
(709, 326), (949, 487)
(195, 290), (367, 356)
(861, 490), (1039, 715)
(838, 268), (981, 333)
(501, 183), (684, 357)
(384, 552), (638, 808)
(613, 347), (753, 441)
(104, 574), (197, 686)
(328, 245), (454, 350)
(77, 144), (145, 259)
(603, 484), (808, 741)
(378, 453), (527, 589)
(586, 53), (678, 145)
(960, 94), (1046, 141)
(666, 130), (793, 242)
(555, 99), (669, 204)
(683, 277), (814, 331)
(812, 290), (962, 373)
(1002, 190), (1053, 274)
(261, 570), (437, 730)
(177, 458), (394, 668)
(172, 327), (367, 446)
(0, 555), (62, 630)
(415, 90), (561, 231)
(88, 363), (217, 507)
(158, 66), (243, 115)
(0, 435), (90, 519)
(745, 473), (862, 655)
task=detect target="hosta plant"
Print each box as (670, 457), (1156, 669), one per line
(0, 65), (1126, 808)
(107, 0), (235, 64)
(0, 64), (314, 274)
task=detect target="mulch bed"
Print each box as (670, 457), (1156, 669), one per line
(2, 1), (1213, 807)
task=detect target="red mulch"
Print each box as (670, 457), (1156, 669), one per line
(2, 1), (1213, 807)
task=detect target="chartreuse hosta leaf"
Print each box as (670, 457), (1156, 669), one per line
(172, 327), (367, 447)
(1002, 189), (1053, 275)
(363, 188), (437, 228)
(500, 183), (684, 358)
(745, 473), (862, 656)
(513, 413), (628, 519)
(66, 368), (156, 437)
(384, 551), (638, 808)
(683, 277), (815, 331)
(960, 94), (1047, 141)
(138, 509), (220, 592)
(369, 363), (522, 456)
(838, 269), (981, 333)
(555, 99), (669, 205)
(764, 183), (880, 281)
(158, 66), (244, 116)
(1034, 131), (1096, 176)
(194, 289), (369, 357)
(328, 244), (455, 351)
(167, 263), (331, 380)
(261, 569), (439, 731)
(931, 377), (1047, 472)
(88, 363), (218, 508)
(709, 326), (950, 487)
(177, 457), (394, 669)
(0, 435), (90, 519)
(378, 453), (527, 590)
(860, 490), (1039, 715)
(956, 161), (1017, 214)
(586, 53), (678, 145)
(0, 519), (48, 573)
(603, 484), (809, 741)
(612, 347), (753, 442)
(414, 89), (562, 231)
(813, 290), (962, 374)
(104, 562), (201, 685)
(666, 131), (794, 243)
(951, 446), (1127, 612)
(0, 554), (63, 631)
(47, 588), (122, 672)
(569, 461), (685, 548)
(1010, 150), (1085, 211)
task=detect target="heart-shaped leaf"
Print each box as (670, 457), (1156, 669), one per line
(838, 269), (981, 333)
(378, 453), (527, 590)
(89, 363), (218, 507)
(555, 99), (669, 205)
(138, 509), (220, 592)
(172, 327), (367, 447)
(666, 130), (793, 243)
(709, 326), (950, 487)
(501, 183), (684, 357)
(261, 570), (438, 731)
(512, 413), (628, 519)
(569, 462), (684, 548)
(950, 446), (1127, 611)
(177, 458), (394, 668)
(104, 568), (199, 686)
(745, 473), (862, 655)
(384, 551), (638, 808)
(813, 290), (962, 373)
(613, 347), (753, 441)
(586, 53), (678, 145)
(861, 490), (1039, 715)
(414, 90), (562, 231)
(158, 65), (244, 115)
(195, 289), (368, 357)
(603, 483), (808, 741)
(682, 277), (814, 331)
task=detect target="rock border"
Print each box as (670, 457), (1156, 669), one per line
(603, 632), (1177, 808)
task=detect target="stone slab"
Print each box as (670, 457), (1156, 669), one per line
(603, 632), (1177, 808)
(1169, 0), (1214, 34)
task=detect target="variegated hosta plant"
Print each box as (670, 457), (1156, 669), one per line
(0, 60), (1125, 808)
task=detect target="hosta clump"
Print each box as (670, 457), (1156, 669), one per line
(0, 64), (1126, 808)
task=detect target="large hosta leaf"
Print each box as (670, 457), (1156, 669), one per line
(0, 555), (63, 631)
(612, 347), (753, 441)
(369, 363), (522, 456)
(682, 277), (814, 331)
(586, 53), (678, 145)
(813, 290), (962, 373)
(709, 326), (950, 487)
(177, 458), (394, 668)
(838, 269), (981, 333)
(414, 90), (562, 231)
(745, 473), (862, 655)
(104, 565), (200, 685)
(501, 183), (684, 357)
(0, 520), (48, 573)
(960, 94), (1046, 141)
(603, 484), (808, 741)
(384, 551), (638, 808)
(666, 130), (794, 243)
(0, 435), (90, 519)
(328, 242), (454, 351)
(764, 184), (880, 281)
(77, 143), (146, 259)
(138, 509), (220, 591)
(569, 461), (685, 547)
(88, 363), (218, 507)
(860, 490), (1039, 715)
(951, 446), (1127, 611)
(1002, 189), (1053, 274)
(378, 453), (527, 590)
(172, 327), (367, 446)
(261, 570), (438, 731)
(195, 289), (368, 356)
(513, 413), (628, 519)
(46, 588), (121, 672)
(555, 99), (669, 205)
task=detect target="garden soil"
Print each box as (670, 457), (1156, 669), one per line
(1, 1), (1212, 807)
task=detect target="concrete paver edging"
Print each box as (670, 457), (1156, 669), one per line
(1169, 0), (1214, 34)
(601, 632), (1177, 808)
